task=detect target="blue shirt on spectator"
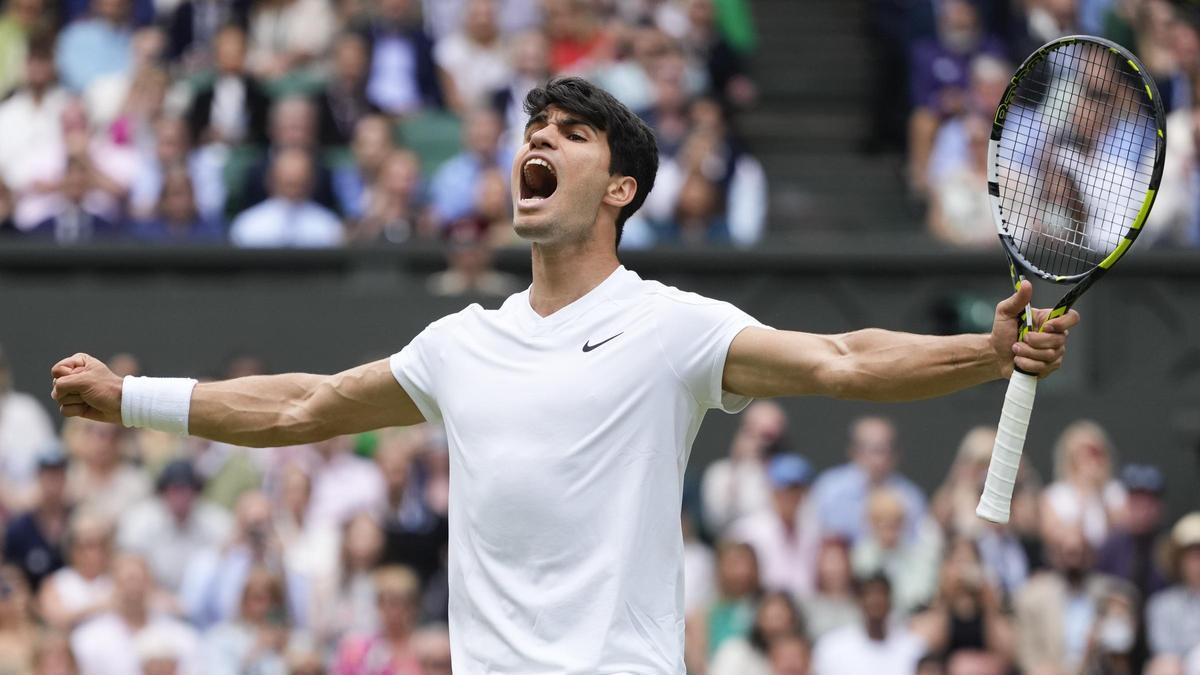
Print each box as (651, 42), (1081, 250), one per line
(810, 463), (927, 543)
(428, 149), (512, 226)
(54, 19), (132, 92)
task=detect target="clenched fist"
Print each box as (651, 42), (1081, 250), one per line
(50, 353), (123, 424)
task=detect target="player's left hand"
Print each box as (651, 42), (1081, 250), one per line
(990, 281), (1081, 379)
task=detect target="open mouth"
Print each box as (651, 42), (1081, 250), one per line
(520, 157), (558, 202)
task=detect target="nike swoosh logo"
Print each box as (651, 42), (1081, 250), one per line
(582, 332), (624, 352)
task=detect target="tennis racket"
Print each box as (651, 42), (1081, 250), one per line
(975, 35), (1166, 524)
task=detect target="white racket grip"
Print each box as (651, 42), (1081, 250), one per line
(976, 371), (1038, 524)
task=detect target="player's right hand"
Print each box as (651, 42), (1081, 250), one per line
(50, 353), (123, 424)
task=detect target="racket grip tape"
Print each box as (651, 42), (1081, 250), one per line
(976, 371), (1038, 524)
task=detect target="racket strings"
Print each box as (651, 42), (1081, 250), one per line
(995, 42), (1157, 278)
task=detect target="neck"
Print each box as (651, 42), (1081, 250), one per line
(119, 603), (147, 628)
(528, 237), (619, 317)
(866, 619), (887, 641)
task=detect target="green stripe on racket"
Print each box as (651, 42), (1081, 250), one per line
(976, 35), (1166, 524)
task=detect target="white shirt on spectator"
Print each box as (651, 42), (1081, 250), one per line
(247, 0), (336, 72)
(71, 612), (200, 675)
(812, 623), (926, 675)
(45, 567), (113, 617)
(700, 457), (772, 533)
(230, 198), (344, 248)
(0, 88), (69, 192)
(389, 265), (762, 673)
(116, 498), (234, 592)
(1043, 480), (1127, 549)
(728, 502), (821, 598)
(433, 33), (511, 109)
(0, 390), (57, 487)
(306, 450), (387, 527)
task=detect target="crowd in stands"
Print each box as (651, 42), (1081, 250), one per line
(0, 0), (767, 251)
(868, 0), (1200, 248)
(3, 341), (1200, 675)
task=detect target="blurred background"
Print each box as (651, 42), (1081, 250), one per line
(1, 0), (1200, 673)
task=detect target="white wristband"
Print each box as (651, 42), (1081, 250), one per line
(120, 376), (198, 435)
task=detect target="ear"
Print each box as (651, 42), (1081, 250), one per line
(601, 175), (638, 209)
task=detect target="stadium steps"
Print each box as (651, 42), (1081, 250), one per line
(743, 0), (919, 238)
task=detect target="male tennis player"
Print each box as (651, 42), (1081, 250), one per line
(51, 78), (1077, 674)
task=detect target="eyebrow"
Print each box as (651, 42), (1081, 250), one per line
(524, 113), (600, 135)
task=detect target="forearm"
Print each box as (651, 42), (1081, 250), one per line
(187, 373), (330, 448)
(830, 329), (1004, 401)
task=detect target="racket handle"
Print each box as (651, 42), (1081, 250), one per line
(976, 371), (1038, 524)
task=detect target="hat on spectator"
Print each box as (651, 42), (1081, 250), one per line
(36, 443), (69, 470)
(767, 454), (812, 489)
(1119, 464), (1164, 495)
(156, 459), (202, 492)
(1171, 513), (1200, 549)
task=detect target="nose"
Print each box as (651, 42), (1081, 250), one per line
(528, 123), (558, 150)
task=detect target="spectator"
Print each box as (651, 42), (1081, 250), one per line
(131, 164), (226, 242)
(800, 539), (860, 640)
(931, 426), (996, 537)
(0, 0), (45, 97)
(592, 25), (697, 115)
(117, 459), (233, 594)
(302, 435), (386, 528)
(354, 148), (425, 242)
(130, 116), (225, 227)
(811, 417), (927, 544)
(1042, 420), (1129, 550)
(26, 156), (122, 243)
(1080, 587), (1141, 675)
(245, 0), (336, 81)
(410, 624), (452, 675)
(679, 0), (755, 108)
(357, 0), (444, 115)
(812, 573), (927, 675)
(428, 106), (510, 226)
(542, 0), (614, 74)
(275, 464), (339, 603)
(229, 148), (344, 247)
(0, 343), (57, 511)
(1097, 464), (1170, 605)
(0, 567), (36, 672)
(710, 590), (806, 675)
(332, 565), (424, 675)
(907, 0), (1005, 197)
(700, 400), (786, 534)
(490, 29), (549, 140)
(768, 633), (812, 675)
(1147, 98), (1200, 246)
(63, 419), (150, 523)
(333, 114), (394, 221)
(317, 32), (380, 148)
(434, 0), (511, 112)
(4, 445), (72, 591)
(184, 24), (269, 147)
(925, 54), (1010, 191)
(0, 36), (69, 232)
(1146, 513), (1200, 660)
(728, 453), (820, 598)
(926, 114), (994, 247)
(236, 95), (339, 214)
(70, 553), (200, 675)
(32, 630), (79, 675)
(180, 490), (309, 630)
(427, 211), (523, 296)
(38, 512), (114, 632)
(54, 0), (134, 93)
(685, 540), (760, 667)
(200, 566), (293, 675)
(851, 487), (942, 615)
(1014, 527), (1133, 674)
(313, 512), (385, 647)
(163, 0), (250, 67)
(376, 429), (448, 587)
(910, 537), (1015, 665)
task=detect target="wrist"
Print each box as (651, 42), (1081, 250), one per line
(120, 376), (198, 435)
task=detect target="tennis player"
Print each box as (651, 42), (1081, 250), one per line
(51, 78), (1077, 674)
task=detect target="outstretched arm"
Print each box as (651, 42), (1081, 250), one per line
(723, 281), (1080, 401)
(50, 356), (423, 447)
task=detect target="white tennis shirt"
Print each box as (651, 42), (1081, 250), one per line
(390, 265), (762, 674)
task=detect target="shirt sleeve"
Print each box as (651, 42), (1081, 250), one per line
(389, 318), (451, 424)
(652, 290), (765, 413)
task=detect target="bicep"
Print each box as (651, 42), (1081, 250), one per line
(309, 358), (425, 435)
(722, 326), (848, 399)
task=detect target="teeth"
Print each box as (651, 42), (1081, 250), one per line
(524, 157), (555, 175)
